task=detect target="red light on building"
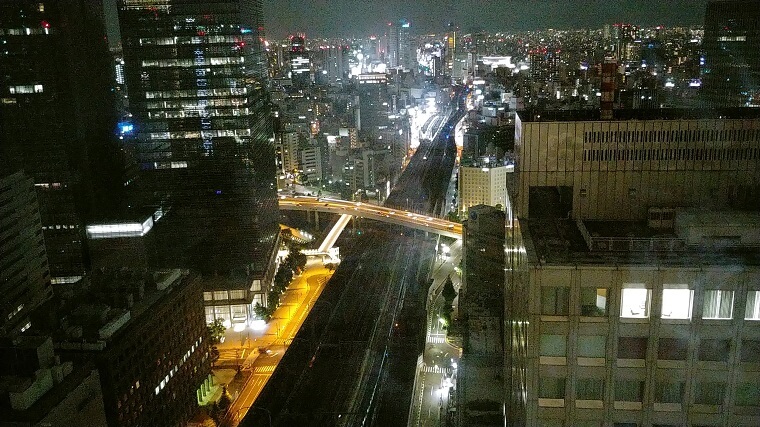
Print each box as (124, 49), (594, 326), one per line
(41, 20), (50, 29)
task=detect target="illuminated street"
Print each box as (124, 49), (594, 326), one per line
(279, 196), (462, 238)
(410, 240), (462, 427)
(215, 257), (334, 427)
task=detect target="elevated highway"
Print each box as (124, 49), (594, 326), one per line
(278, 196), (462, 239)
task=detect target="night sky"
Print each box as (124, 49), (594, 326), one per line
(104, 0), (711, 46)
(262, 0), (710, 39)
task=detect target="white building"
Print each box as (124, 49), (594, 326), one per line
(458, 162), (508, 214)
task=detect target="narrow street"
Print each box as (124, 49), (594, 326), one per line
(410, 239), (462, 427)
(212, 257), (334, 426)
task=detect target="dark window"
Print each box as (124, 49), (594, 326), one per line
(541, 287), (569, 316)
(654, 381), (684, 403)
(694, 382), (725, 405)
(615, 380), (644, 402)
(618, 337), (647, 359)
(698, 339), (730, 362)
(740, 340), (760, 363)
(658, 337), (689, 360)
(576, 378), (604, 400)
(538, 377), (565, 399)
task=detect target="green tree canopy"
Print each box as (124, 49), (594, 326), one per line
(207, 318), (226, 345)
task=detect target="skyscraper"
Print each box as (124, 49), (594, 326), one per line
(0, 0), (123, 282)
(397, 19), (413, 71)
(289, 34), (311, 89)
(118, 0), (280, 318)
(0, 169), (52, 337)
(702, 0), (760, 107)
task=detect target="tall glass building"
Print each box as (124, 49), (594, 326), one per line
(0, 0), (122, 282)
(702, 0), (760, 107)
(118, 0), (280, 321)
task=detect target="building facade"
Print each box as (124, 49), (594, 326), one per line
(118, 0), (280, 316)
(0, 0), (123, 281)
(0, 170), (52, 337)
(702, 0), (760, 108)
(458, 162), (508, 214)
(459, 205), (505, 426)
(505, 108), (760, 427)
(513, 109), (760, 220)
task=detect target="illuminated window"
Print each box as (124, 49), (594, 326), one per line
(203, 292), (213, 301)
(213, 291), (228, 301)
(229, 290), (246, 300)
(620, 287), (650, 318)
(38, 3), (44, 12)
(702, 290), (733, 319)
(745, 291), (760, 320)
(661, 288), (693, 319)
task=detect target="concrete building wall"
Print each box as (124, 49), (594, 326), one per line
(518, 263), (760, 427)
(515, 116), (760, 220)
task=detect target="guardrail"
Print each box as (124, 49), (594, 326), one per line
(576, 220), (686, 252)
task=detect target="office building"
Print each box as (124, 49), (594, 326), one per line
(356, 73), (389, 137)
(118, 0), (280, 319)
(276, 131), (302, 175)
(458, 160), (509, 214)
(702, 0), (760, 107)
(0, 0), (123, 281)
(459, 205), (505, 426)
(386, 19), (414, 71)
(505, 108), (760, 427)
(0, 170), (52, 338)
(0, 270), (211, 427)
(289, 35), (311, 89)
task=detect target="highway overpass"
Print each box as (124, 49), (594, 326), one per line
(278, 196), (462, 239)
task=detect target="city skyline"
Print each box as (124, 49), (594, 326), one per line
(4, 0), (760, 426)
(103, 0), (711, 46)
(261, 0), (711, 39)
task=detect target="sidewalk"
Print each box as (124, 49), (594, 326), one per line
(202, 258), (334, 417)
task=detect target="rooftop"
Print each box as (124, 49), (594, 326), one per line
(517, 107), (760, 123)
(48, 269), (188, 350)
(523, 217), (760, 267)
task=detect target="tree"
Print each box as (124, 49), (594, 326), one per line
(445, 210), (462, 223)
(207, 318), (226, 345)
(441, 276), (457, 329)
(442, 276), (457, 305)
(274, 267), (293, 293)
(267, 289), (281, 311)
(254, 302), (274, 323)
